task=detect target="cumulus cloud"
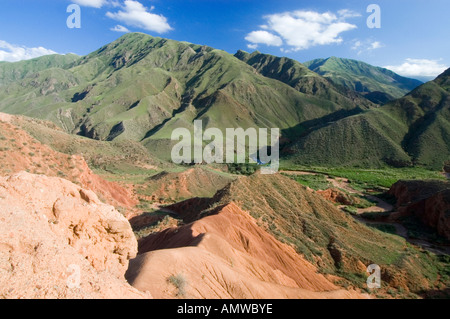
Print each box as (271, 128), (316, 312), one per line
(0, 40), (58, 62)
(106, 0), (172, 34)
(110, 24), (130, 33)
(244, 31), (282, 48)
(384, 58), (448, 78)
(245, 9), (358, 51)
(71, 0), (108, 8)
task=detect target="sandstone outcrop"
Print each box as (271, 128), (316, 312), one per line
(388, 180), (450, 240)
(0, 172), (148, 299)
(317, 188), (355, 205)
(127, 202), (367, 299)
(0, 115), (137, 209)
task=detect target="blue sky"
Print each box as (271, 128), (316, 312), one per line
(0, 0), (449, 80)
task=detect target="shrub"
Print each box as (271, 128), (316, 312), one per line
(167, 274), (187, 297)
(57, 170), (67, 178)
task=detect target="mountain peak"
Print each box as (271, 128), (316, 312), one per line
(117, 31), (154, 40)
(234, 49), (250, 62)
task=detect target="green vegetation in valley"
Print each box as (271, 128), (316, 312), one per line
(282, 173), (332, 190)
(280, 165), (446, 190)
(399, 215), (450, 245)
(227, 163), (259, 175)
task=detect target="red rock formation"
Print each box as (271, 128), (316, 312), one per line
(0, 116), (137, 209)
(317, 188), (355, 205)
(388, 180), (450, 240)
(126, 202), (367, 299)
(0, 172), (149, 299)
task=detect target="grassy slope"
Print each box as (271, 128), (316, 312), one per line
(0, 33), (375, 162)
(10, 113), (237, 207)
(394, 71), (450, 168)
(1, 34), (447, 170)
(0, 54), (80, 85)
(287, 107), (411, 168)
(236, 50), (375, 110)
(9, 114), (169, 181)
(287, 68), (450, 170)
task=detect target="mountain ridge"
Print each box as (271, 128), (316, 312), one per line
(0, 33), (446, 169)
(0, 33), (377, 161)
(304, 56), (423, 103)
(235, 50), (375, 110)
(287, 67), (450, 169)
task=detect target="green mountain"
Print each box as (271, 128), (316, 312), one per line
(0, 33), (371, 160)
(1, 33), (446, 169)
(304, 57), (423, 103)
(287, 68), (450, 170)
(235, 50), (375, 110)
(0, 54), (79, 85)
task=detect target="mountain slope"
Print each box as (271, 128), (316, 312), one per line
(389, 68), (450, 168)
(235, 50), (375, 110)
(1, 34), (444, 170)
(287, 68), (450, 169)
(0, 33), (375, 161)
(0, 112), (139, 208)
(304, 57), (423, 103)
(0, 53), (79, 85)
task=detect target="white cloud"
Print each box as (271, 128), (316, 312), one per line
(351, 40), (362, 50)
(109, 0), (121, 7)
(0, 40), (58, 62)
(106, 0), (172, 34)
(245, 30), (282, 47)
(370, 41), (382, 50)
(110, 24), (130, 33)
(384, 58), (448, 78)
(351, 39), (384, 55)
(245, 9), (358, 51)
(71, 0), (108, 8)
(247, 44), (258, 50)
